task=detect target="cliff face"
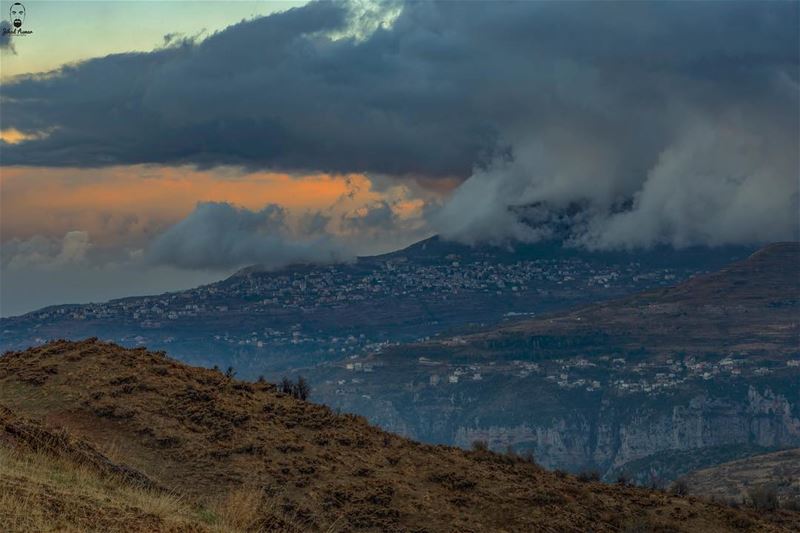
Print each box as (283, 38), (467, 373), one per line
(324, 378), (800, 482)
(487, 386), (794, 462)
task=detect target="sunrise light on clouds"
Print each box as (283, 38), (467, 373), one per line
(1, 167), (409, 243)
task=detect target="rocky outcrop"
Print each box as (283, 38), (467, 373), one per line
(445, 386), (800, 477)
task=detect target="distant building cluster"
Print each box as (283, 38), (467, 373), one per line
(12, 255), (699, 361)
(325, 352), (796, 400)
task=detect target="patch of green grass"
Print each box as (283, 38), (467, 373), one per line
(197, 507), (220, 525)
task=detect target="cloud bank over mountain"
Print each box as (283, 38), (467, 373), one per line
(434, 111), (799, 249)
(147, 202), (351, 270)
(2, 0), (798, 249)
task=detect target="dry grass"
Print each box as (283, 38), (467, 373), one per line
(0, 446), (195, 532)
(0, 444), (307, 533)
(211, 487), (268, 531)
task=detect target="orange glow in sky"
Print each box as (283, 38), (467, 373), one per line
(0, 165), (390, 245)
(0, 128), (48, 144)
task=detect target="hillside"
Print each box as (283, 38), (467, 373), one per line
(0, 236), (753, 376)
(308, 243), (800, 480)
(1, 405), (226, 532)
(462, 242), (799, 357)
(682, 448), (800, 505)
(2, 340), (797, 531)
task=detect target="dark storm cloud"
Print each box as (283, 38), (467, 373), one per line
(3, 0), (789, 175)
(1, 0), (798, 247)
(0, 20), (14, 51)
(341, 200), (396, 232)
(1, 0), (485, 176)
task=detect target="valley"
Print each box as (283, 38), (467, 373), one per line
(308, 243), (800, 483)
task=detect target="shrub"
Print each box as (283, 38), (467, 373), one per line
(471, 440), (489, 452)
(747, 484), (779, 511)
(521, 450), (536, 465)
(501, 446), (536, 465)
(214, 487), (264, 530)
(783, 495), (800, 511)
(623, 518), (657, 533)
(428, 471), (477, 491)
(577, 470), (600, 482)
(670, 478), (689, 497)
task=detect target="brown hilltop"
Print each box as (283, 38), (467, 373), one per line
(637, 241), (800, 304)
(446, 242), (800, 359)
(1, 339), (798, 532)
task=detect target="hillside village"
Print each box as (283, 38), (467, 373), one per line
(325, 351), (800, 400)
(7, 255), (700, 360)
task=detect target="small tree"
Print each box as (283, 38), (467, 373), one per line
(280, 377), (293, 395)
(293, 376), (310, 401)
(747, 484), (779, 511)
(670, 478), (689, 497)
(278, 376), (311, 400)
(225, 366), (236, 379)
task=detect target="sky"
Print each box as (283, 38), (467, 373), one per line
(1, 0), (798, 316)
(0, 1), (306, 79)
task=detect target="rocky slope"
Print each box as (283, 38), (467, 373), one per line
(2, 339), (797, 531)
(309, 243), (800, 482)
